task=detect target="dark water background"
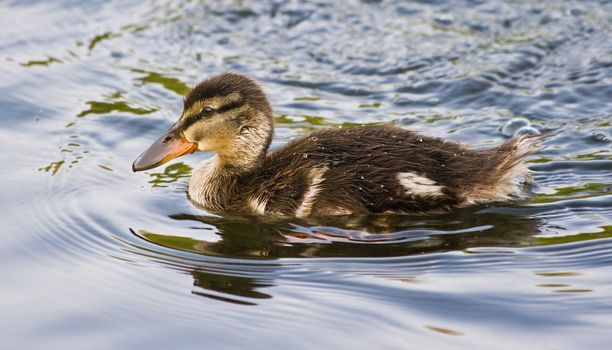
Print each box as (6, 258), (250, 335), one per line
(1, 1), (611, 349)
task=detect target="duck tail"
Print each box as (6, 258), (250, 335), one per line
(462, 132), (550, 205)
(497, 133), (549, 179)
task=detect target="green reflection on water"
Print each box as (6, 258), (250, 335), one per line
(88, 32), (120, 51)
(38, 160), (65, 175)
(276, 114), (385, 130)
(358, 102), (382, 108)
(20, 56), (62, 67)
(98, 164), (113, 172)
(223, 55), (241, 62)
(78, 101), (156, 117)
(527, 156), (552, 164)
(431, 23), (477, 36)
(121, 23), (149, 33)
(293, 96), (320, 101)
(148, 162), (192, 188)
(132, 69), (190, 95)
(44, 88), (157, 175)
(572, 151), (612, 161)
(534, 226), (612, 246)
(77, 91), (157, 117)
(423, 115), (453, 124)
(529, 151), (611, 164)
(139, 231), (202, 254)
(533, 183), (610, 203)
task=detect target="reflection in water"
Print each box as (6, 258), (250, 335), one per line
(275, 114), (385, 130)
(77, 91), (157, 117)
(425, 325), (463, 337)
(20, 56), (62, 67)
(133, 208), (547, 303)
(2, 0), (612, 347)
(38, 160), (65, 175)
(131, 202), (612, 305)
(139, 207), (543, 259)
(191, 269), (273, 305)
(148, 163), (192, 188)
(131, 69), (190, 95)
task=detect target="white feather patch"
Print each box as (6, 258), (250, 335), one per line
(396, 172), (444, 197)
(188, 157), (221, 208)
(247, 196), (267, 215)
(295, 168), (327, 217)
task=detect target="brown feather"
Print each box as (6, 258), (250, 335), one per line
(177, 73), (547, 217)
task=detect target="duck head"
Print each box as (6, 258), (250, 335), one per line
(132, 73), (274, 172)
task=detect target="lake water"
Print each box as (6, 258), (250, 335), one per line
(1, 1), (611, 349)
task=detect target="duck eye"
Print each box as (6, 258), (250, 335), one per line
(203, 107), (214, 114)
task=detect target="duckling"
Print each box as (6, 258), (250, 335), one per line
(133, 73), (545, 217)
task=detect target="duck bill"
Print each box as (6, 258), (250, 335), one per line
(132, 129), (197, 172)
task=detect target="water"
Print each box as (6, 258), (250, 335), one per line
(1, 0), (611, 349)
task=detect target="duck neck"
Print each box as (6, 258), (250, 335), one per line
(188, 122), (272, 210)
(217, 115), (273, 174)
(188, 156), (240, 211)
(215, 143), (268, 175)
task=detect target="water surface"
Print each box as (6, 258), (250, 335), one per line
(1, 1), (611, 349)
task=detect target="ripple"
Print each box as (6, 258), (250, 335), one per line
(2, 0), (612, 348)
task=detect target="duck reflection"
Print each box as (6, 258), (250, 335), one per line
(191, 269), (273, 306)
(159, 206), (544, 258)
(135, 206), (546, 305)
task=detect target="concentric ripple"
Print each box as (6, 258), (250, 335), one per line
(1, 0), (611, 349)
